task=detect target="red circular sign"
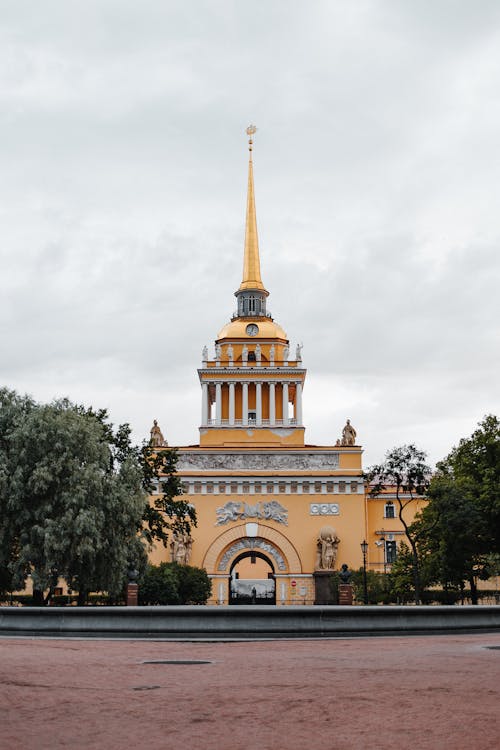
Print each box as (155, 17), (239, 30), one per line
(291, 580), (297, 587)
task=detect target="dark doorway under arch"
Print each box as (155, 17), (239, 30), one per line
(229, 551), (276, 605)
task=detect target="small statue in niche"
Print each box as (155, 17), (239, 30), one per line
(341, 419), (357, 446)
(283, 345), (289, 363)
(242, 344), (248, 363)
(170, 532), (193, 565)
(202, 345), (208, 362)
(150, 419), (166, 447)
(338, 564), (352, 584)
(226, 344), (234, 362)
(269, 344), (275, 362)
(255, 343), (261, 362)
(315, 526), (340, 570)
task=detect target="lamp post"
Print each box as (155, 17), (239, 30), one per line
(379, 536), (387, 577)
(361, 540), (368, 605)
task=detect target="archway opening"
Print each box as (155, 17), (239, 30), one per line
(229, 551), (276, 605)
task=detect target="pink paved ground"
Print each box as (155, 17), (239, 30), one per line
(1, 633), (499, 750)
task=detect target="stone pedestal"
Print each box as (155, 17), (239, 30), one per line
(313, 571), (337, 605)
(126, 583), (138, 606)
(338, 583), (353, 606)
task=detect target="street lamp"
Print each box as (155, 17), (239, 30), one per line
(360, 540), (368, 605)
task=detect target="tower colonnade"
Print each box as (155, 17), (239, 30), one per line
(200, 374), (304, 427)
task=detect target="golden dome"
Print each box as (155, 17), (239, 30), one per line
(217, 317), (288, 342)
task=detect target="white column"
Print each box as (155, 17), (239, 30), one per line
(256, 382), (262, 426)
(202, 382), (209, 425)
(229, 382), (235, 426)
(242, 382), (248, 425)
(215, 382), (222, 425)
(295, 381), (303, 425)
(282, 381), (289, 426)
(269, 382), (276, 425)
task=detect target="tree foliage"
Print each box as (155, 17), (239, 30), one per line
(414, 415), (500, 603)
(0, 388), (197, 605)
(141, 447), (197, 548)
(366, 444), (432, 604)
(139, 562), (212, 605)
(435, 415), (500, 553)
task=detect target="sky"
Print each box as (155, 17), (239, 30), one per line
(1, 0), (499, 467)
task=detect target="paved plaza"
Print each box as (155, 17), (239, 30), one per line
(1, 633), (499, 749)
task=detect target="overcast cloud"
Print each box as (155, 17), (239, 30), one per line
(1, 0), (499, 466)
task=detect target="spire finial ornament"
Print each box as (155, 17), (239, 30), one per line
(246, 124), (257, 159)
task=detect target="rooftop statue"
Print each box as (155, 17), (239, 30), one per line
(341, 419), (357, 446)
(150, 419), (167, 448)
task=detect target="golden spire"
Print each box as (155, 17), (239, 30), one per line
(239, 124), (266, 292)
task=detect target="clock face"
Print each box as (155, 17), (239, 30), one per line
(246, 324), (259, 337)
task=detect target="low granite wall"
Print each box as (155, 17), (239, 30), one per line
(1, 604), (500, 639)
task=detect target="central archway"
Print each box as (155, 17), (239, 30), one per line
(203, 523), (302, 605)
(229, 550), (276, 605)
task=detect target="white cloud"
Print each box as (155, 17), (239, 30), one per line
(1, 1), (499, 467)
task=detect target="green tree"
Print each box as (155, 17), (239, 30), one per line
(0, 388), (199, 605)
(416, 478), (491, 604)
(3, 395), (148, 604)
(142, 447), (197, 549)
(413, 416), (500, 604)
(138, 562), (211, 605)
(437, 415), (500, 553)
(366, 445), (432, 604)
(138, 563), (180, 604)
(0, 390), (150, 604)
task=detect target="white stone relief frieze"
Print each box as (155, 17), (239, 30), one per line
(216, 500), (288, 525)
(177, 452), (339, 471)
(218, 538), (286, 571)
(310, 503), (340, 516)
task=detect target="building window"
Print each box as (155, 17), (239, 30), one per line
(386, 541), (397, 563)
(194, 482), (202, 494)
(254, 482), (262, 494)
(181, 482), (189, 493)
(338, 481), (346, 493)
(219, 482), (226, 494)
(230, 481), (238, 493)
(314, 481), (322, 493)
(350, 481), (358, 493)
(291, 482), (298, 493)
(242, 482), (250, 493)
(248, 411), (256, 422)
(279, 482), (286, 493)
(384, 502), (395, 519)
(302, 481), (310, 493)
(207, 483), (214, 494)
(326, 481), (334, 493)
(248, 351), (256, 362)
(267, 482), (274, 494)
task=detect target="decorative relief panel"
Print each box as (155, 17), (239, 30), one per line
(216, 500), (288, 526)
(310, 503), (340, 516)
(218, 538), (287, 571)
(177, 452), (339, 471)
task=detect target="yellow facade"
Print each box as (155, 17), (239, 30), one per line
(150, 128), (422, 604)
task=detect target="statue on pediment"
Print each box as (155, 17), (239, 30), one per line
(341, 419), (357, 446)
(150, 419), (167, 447)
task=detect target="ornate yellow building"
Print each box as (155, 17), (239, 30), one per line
(150, 128), (419, 604)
